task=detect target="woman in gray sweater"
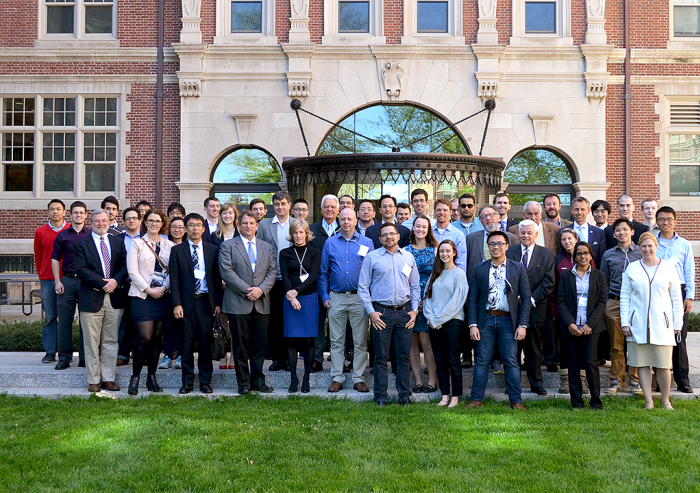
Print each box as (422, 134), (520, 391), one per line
(423, 240), (468, 407)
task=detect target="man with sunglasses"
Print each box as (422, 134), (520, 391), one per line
(452, 193), (484, 238)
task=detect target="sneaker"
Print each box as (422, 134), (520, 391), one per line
(174, 356), (182, 369)
(490, 361), (504, 374)
(158, 355), (172, 369)
(630, 381), (643, 395)
(605, 379), (621, 394)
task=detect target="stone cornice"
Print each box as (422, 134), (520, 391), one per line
(0, 47), (178, 63)
(0, 74), (179, 84)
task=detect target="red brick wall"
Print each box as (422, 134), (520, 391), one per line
(310, 0), (324, 44)
(201, 0), (216, 44)
(384, 0), (404, 44)
(0, 0), (37, 47)
(606, 0), (624, 48)
(571, 0), (586, 45)
(497, 0), (511, 45)
(463, 0), (478, 44)
(277, 0), (292, 43)
(631, 0), (669, 49)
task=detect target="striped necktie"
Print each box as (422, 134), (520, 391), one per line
(192, 244), (201, 293)
(100, 236), (111, 278)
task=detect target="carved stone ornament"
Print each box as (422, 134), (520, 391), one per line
(232, 114), (258, 145)
(291, 0), (308, 18)
(585, 78), (607, 99)
(478, 79), (498, 99)
(286, 72), (312, 97)
(381, 63), (405, 101)
(479, 0), (497, 18)
(182, 0), (200, 16)
(584, 0), (606, 45)
(180, 0), (202, 44)
(529, 114), (555, 146)
(179, 79), (201, 98)
(587, 0), (605, 18)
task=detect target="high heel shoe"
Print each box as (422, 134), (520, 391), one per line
(146, 374), (163, 392)
(301, 375), (310, 393)
(128, 376), (139, 395)
(289, 378), (299, 393)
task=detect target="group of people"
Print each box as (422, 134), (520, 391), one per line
(34, 188), (693, 410)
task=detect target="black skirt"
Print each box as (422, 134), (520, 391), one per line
(131, 294), (171, 323)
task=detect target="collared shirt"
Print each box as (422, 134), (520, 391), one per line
(272, 215), (292, 279)
(534, 221), (545, 248)
(572, 265), (592, 326)
(486, 260), (509, 312)
(497, 218), (507, 232)
(432, 222), (467, 272)
(573, 222), (589, 242)
(601, 243), (642, 296)
(241, 236), (257, 272)
(401, 214), (436, 230)
(322, 219), (337, 238)
(51, 226), (91, 275)
(123, 231), (141, 254)
(188, 239), (208, 293)
(451, 218), (484, 237)
(207, 219), (218, 234)
(520, 244), (535, 269)
(49, 220), (67, 232)
(546, 217), (563, 228)
(318, 231), (374, 303)
(91, 231), (112, 278)
(656, 231), (695, 300)
(358, 246), (421, 315)
(596, 223), (608, 230)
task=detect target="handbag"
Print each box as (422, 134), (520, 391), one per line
(211, 314), (227, 361)
(144, 240), (170, 288)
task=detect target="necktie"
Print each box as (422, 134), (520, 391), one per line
(100, 236), (111, 278)
(522, 248), (529, 269)
(247, 240), (257, 266)
(484, 240), (491, 261)
(499, 220), (505, 232)
(192, 244), (201, 293)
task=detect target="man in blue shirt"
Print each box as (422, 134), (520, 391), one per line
(451, 193), (484, 237)
(432, 198), (467, 272)
(319, 208), (375, 393)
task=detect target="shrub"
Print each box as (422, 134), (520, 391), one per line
(0, 320), (80, 352)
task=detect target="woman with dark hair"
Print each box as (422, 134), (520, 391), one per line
(126, 209), (173, 394)
(159, 216), (186, 370)
(552, 228), (579, 393)
(557, 241), (608, 409)
(405, 215), (438, 393)
(423, 240), (468, 407)
(212, 203), (239, 370)
(168, 216), (186, 244)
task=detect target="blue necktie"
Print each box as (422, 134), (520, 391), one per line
(192, 244), (201, 293)
(522, 248), (529, 269)
(247, 241), (256, 266)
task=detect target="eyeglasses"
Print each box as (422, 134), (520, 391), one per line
(380, 232), (398, 237)
(188, 223), (204, 229)
(146, 220), (162, 225)
(171, 226), (185, 231)
(125, 216), (140, 221)
(479, 213), (497, 219)
(487, 242), (506, 247)
(460, 203), (475, 208)
(293, 207), (308, 213)
(575, 251), (591, 257)
(656, 217), (675, 224)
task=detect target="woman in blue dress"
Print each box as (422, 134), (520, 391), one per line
(405, 215), (438, 393)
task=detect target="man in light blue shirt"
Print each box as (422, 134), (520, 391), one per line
(451, 193), (484, 238)
(432, 198), (467, 272)
(401, 188), (436, 230)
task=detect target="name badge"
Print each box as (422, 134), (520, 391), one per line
(358, 245), (369, 257)
(402, 264), (412, 277)
(578, 296), (587, 307)
(299, 273), (309, 283)
(194, 269), (205, 280)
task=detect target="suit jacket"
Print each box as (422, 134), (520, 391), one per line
(74, 233), (129, 313)
(557, 268), (608, 335)
(509, 221), (559, 255)
(209, 228), (240, 248)
(506, 245), (555, 325)
(467, 259), (531, 332)
(309, 219), (340, 252)
(604, 219), (649, 250)
(168, 240), (223, 316)
(257, 217), (288, 254)
(562, 222), (607, 267)
(366, 222), (410, 250)
(218, 236), (277, 315)
(466, 229), (519, 279)
(545, 218), (573, 228)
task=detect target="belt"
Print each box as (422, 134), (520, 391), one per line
(194, 292), (208, 299)
(608, 294), (620, 300)
(62, 274), (78, 278)
(373, 301), (409, 311)
(486, 309), (510, 317)
(332, 290), (357, 295)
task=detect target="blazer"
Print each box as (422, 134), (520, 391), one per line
(465, 229), (519, 279)
(365, 222), (410, 249)
(604, 219), (649, 250)
(257, 217), (288, 253)
(168, 240), (223, 316)
(309, 219), (340, 252)
(467, 259), (531, 332)
(506, 245), (555, 325)
(219, 236), (277, 315)
(498, 218), (519, 231)
(356, 219), (379, 235)
(546, 218), (573, 228)
(562, 222), (607, 267)
(127, 237), (174, 298)
(209, 228), (240, 248)
(509, 221), (559, 255)
(557, 268), (608, 335)
(620, 259), (683, 346)
(74, 233), (129, 313)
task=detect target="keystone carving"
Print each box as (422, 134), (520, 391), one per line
(381, 63), (405, 101)
(529, 114), (555, 146)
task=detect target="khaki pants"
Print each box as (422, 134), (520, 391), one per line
(328, 291), (369, 384)
(80, 294), (124, 385)
(604, 298), (638, 384)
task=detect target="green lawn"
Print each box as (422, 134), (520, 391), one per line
(1, 395), (699, 492)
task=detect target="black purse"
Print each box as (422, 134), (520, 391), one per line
(211, 314), (226, 361)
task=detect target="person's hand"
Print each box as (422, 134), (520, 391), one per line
(291, 298), (302, 311)
(148, 287), (165, 299)
(621, 325), (632, 337)
(369, 312), (386, 330)
(568, 323), (581, 336)
(214, 306), (221, 315)
(581, 324), (592, 336)
(470, 326), (480, 341)
(173, 305), (184, 319)
(54, 281), (64, 295)
(405, 310), (417, 330)
(418, 301), (423, 312)
(514, 326), (526, 341)
(323, 300), (333, 309)
(684, 299), (693, 314)
(674, 329), (680, 335)
(246, 286), (263, 301)
(286, 289), (298, 301)
(102, 279), (117, 293)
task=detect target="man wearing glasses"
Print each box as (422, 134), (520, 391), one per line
(116, 207), (142, 366)
(466, 205), (518, 279)
(466, 230), (531, 410)
(452, 193), (483, 238)
(291, 198), (310, 222)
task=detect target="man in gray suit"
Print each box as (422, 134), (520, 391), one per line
(219, 210), (277, 394)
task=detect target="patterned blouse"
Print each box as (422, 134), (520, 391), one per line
(406, 244), (435, 333)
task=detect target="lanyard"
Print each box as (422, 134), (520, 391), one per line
(294, 247), (308, 278)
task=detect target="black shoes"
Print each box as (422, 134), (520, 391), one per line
(678, 385), (695, 394)
(146, 375), (163, 392)
(200, 384), (213, 394)
(301, 377), (310, 394)
(238, 386), (250, 395)
(179, 385), (193, 394)
(546, 364), (559, 373)
(54, 360), (70, 370)
(128, 376), (140, 395)
(253, 384), (274, 393)
(532, 388), (548, 396)
(42, 353), (56, 363)
(268, 361), (289, 372)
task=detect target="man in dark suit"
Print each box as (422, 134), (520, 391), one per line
(219, 210), (277, 394)
(493, 192), (518, 231)
(169, 213), (223, 394)
(466, 205), (519, 279)
(201, 197), (221, 244)
(465, 230), (531, 410)
(506, 220), (555, 395)
(508, 201), (559, 255)
(604, 195), (649, 249)
(366, 195), (410, 249)
(73, 208), (129, 392)
(563, 196), (607, 267)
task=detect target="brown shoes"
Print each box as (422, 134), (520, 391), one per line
(328, 381), (343, 392)
(354, 382), (369, 393)
(511, 402), (528, 410)
(87, 384), (100, 392)
(116, 358), (129, 366)
(101, 381), (120, 391)
(310, 361), (323, 373)
(464, 401), (483, 408)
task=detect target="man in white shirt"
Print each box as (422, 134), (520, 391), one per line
(432, 198), (467, 272)
(641, 198), (659, 235)
(202, 197), (220, 243)
(563, 196), (607, 267)
(401, 188), (436, 229)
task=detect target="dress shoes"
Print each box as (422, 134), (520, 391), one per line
(78, 360), (85, 368)
(328, 381), (343, 393)
(464, 400), (483, 408)
(310, 361), (323, 373)
(179, 385), (193, 394)
(116, 358), (129, 366)
(678, 385), (695, 394)
(41, 353), (56, 363)
(101, 381), (120, 391)
(268, 360), (288, 372)
(146, 374), (163, 392)
(376, 400), (387, 406)
(301, 378), (310, 393)
(354, 382), (370, 393)
(200, 384), (214, 394)
(238, 386), (250, 395)
(532, 388), (548, 396)
(398, 399), (411, 406)
(253, 384), (274, 393)
(54, 360), (70, 370)
(288, 382), (298, 393)
(546, 364), (559, 373)
(511, 402), (528, 410)
(87, 384), (100, 392)
(128, 376), (140, 395)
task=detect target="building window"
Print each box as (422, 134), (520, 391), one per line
(525, 1), (556, 33)
(511, 0), (571, 45)
(668, 134), (700, 195)
(323, 0), (384, 43)
(417, 1), (448, 33)
(216, 0), (275, 43)
(0, 95), (119, 195)
(674, 0), (700, 37)
(43, 0), (116, 39)
(338, 1), (370, 33)
(231, 1), (263, 32)
(401, 0), (463, 44)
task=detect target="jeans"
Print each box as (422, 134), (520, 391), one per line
(40, 280), (58, 356)
(56, 276), (85, 362)
(470, 314), (522, 405)
(371, 304), (412, 403)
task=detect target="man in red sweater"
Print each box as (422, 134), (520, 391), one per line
(33, 199), (69, 363)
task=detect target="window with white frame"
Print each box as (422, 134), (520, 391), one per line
(674, 0), (700, 37)
(215, 0), (275, 43)
(0, 96), (119, 195)
(42, 0), (116, 39)
(667, 103), (700, 196)
(338, 0), (371, 33)
(322, 0), (384, 43)
(525, 1), (557, 33)
(401, 0), (463, 43)
(511, 0), (571, 44)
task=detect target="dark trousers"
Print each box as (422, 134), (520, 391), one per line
(564, 331), (602, 409)
(524, 321), (545, 391)
(181, 296), (214, 387)
(371, 305), (411, 403)
(163, 315), (183, 359)
(542, 316), (559, 366)
(461, 322), (475, 364)
(233, 308), (269, 389)
(56, 276), (85, 363)
(673, 288), (691, 387)
(267, 281), (286, 363)
(430, 318), (464, 396)
(117, 286), (135, 360)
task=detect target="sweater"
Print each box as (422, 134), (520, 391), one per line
(34, 223), (69, 280)
(422, 268), (468, 328)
